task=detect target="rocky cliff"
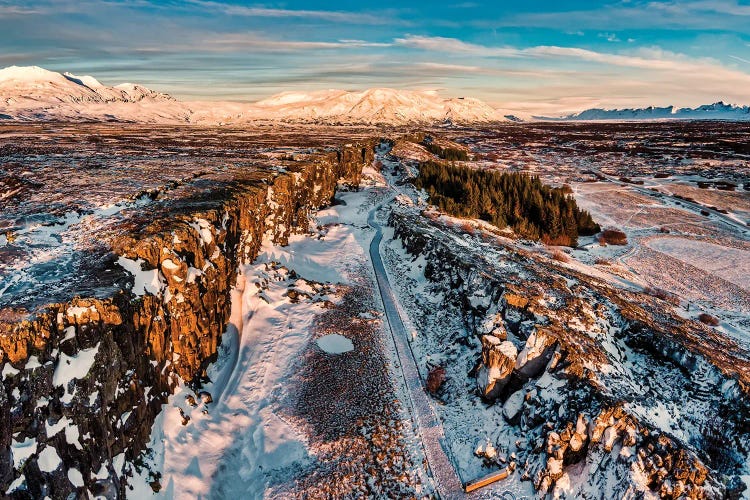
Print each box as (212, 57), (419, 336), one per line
(0, 140), (374, 498)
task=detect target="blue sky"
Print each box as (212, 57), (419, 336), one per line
(2, 0), (750, 112)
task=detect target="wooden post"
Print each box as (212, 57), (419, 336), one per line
(463, 467), (511, 493)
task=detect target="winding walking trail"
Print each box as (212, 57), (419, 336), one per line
(368, 202), (465, 499)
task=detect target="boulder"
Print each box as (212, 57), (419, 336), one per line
(476, 335), (517, 400)
(514, 328), (557, 379)
(502, 389), (525, 424)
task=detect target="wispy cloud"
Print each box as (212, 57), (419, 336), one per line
(0, 4), (40, 15)
(415, 62), (483, 72)
(648, 0), (750, 17)
(496, 0), (750, 31)
(394, 35), (518, 56)
(188, 0), (400, 25)
(395, 35), (750, 77)
(598, 32), (620, 43)
(203, 34), (391, 52)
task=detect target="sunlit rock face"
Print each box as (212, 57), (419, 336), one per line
(476, 335), (517, 401)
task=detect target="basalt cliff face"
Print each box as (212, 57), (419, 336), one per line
(0, 132), (374, 498)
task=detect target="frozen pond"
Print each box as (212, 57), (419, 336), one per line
(316, 334), (354, 354)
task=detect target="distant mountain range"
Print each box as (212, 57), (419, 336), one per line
(0, 66), (512, 125)
(544, 102), (750, 121)
(2, 66), (749, 125)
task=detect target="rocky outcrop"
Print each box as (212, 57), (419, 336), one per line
(514, 328), (557, 379)
(476, 335), (517, 400)
(0, 141), (374, 498)
(388, 209), (744, 499)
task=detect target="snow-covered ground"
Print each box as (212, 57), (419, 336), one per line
(572, 177), (750, 342)
(130, 170), (433, 498)
(371, 145), (750, 498)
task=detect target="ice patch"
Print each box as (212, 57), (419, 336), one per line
(45, 416), (69, 438)
(186, 266), (203, 284)
(67, 305), (94, 318)
(316, 334), (354, 354)
(62, 326), (75, 342)
(25, 356), (42, 370)
(5, 474), (25, 494)
(2, 362), (19, 378)
(189, 218), (214, 246)
(67, 467), (84, 487)
(161, 259), (179, 270)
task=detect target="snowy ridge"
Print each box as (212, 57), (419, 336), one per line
(0, 66), (509, 125)
(547, 101), (750, 121)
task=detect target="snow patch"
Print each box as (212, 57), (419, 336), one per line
(11, 437), (37, 469)
(116, 256), (165, 296)
(37, 445), (62, 473)
(67, 467), (84, 487)
(53, 343), (99, 388)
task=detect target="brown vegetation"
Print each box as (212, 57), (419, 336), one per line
(644, 286), (680, 306)
(698, 313), (720, 326)
(599, 228), (628, 246)
(460, 221), (476, 235)
(551, 250), (570, 262)
(426, 366), (446, 394)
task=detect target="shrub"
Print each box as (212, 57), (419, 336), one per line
(698, 313), (719, 326)
(551, 250), (570, 262)
(644, 286), (680, 306)
(426, 366), (446, 394)
(599, 229), (628, 245)
(460, 221), (475, 235)
(595, 258), (611, 266)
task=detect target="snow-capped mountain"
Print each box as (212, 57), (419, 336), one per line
(548, 102), (750, 121)
(0, 66), (509, 125)
(0, 66), (193, 123)
(0, 66), (173, 103)
(237, 88), (506, 125)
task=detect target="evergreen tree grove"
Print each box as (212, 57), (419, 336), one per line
(414, 161), (600, 247)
